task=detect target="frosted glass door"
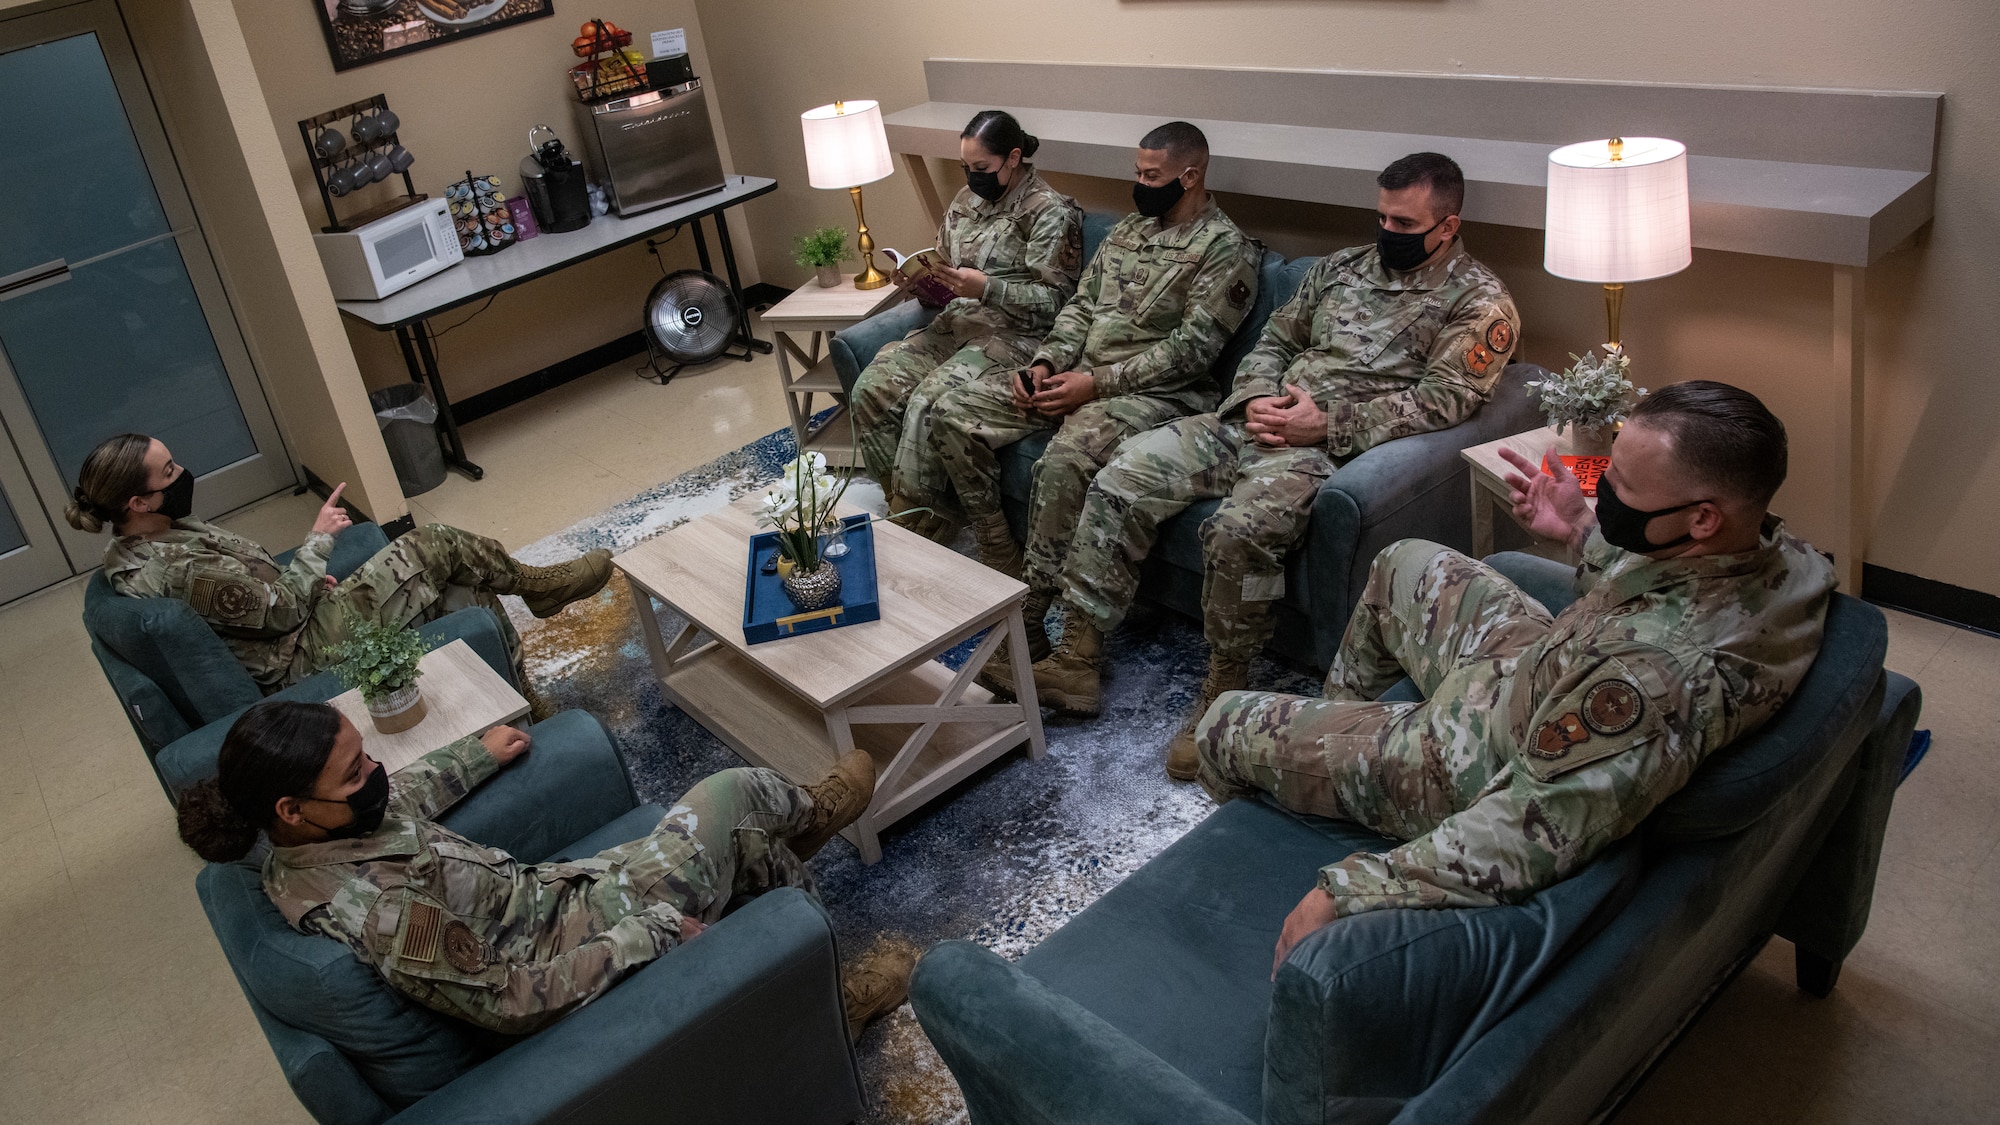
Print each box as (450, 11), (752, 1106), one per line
(0, 2), (293, 598)
(0, 430), (73, 601)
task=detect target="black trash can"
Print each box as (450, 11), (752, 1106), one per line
(369, 383), (447, 497)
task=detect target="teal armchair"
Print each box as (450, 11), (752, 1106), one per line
(195, 709), (866, 1125)
(912, 553), (1919, 1124)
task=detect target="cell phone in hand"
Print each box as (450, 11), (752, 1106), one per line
(1019, 368), (1036, 394)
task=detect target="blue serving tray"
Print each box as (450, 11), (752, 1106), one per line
(742, 514), (881, 644)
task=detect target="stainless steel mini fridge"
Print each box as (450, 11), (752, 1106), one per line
(572, 79), (727, 216)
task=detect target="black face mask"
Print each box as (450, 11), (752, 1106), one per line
(965, 166), (1007, 202)
(301, 762), (390, 840)
(1377, 219), (1445, 272)
(153, 468), (195, 521)
(1596, 475), (1703, 553)
(1132, 169), (1189, 219)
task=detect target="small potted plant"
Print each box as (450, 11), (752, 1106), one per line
(793, 225), (850, 288)
(1526, 344), (1647, 457)
(757, 450), (852, 611)
(324, 616), (430, 734)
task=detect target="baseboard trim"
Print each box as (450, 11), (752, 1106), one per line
(1864, 564), (2000, 638)
(450, 331), (650, 425)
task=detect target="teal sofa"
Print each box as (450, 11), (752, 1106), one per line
(195, 709), (866, 1125)
(82, 521), (515, 798)
(829, 215), (1548, 669)
(910, 552), (1919, 1125)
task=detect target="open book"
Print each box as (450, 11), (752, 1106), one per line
(879, 247), (957, 308)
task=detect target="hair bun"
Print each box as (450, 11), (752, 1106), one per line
(1020, 133), (1041, 159)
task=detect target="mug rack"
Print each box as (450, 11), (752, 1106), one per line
(297, 93), (424, 233)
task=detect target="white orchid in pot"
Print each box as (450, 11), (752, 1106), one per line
(1526, 345), (1647, 457)
(758, 451), (851, 610)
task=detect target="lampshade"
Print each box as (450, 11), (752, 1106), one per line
(1544, 137), (1692, 284)
(800, 100), (894, 190)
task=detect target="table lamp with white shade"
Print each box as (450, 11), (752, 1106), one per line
(1544, 136), (1692, 350)
(800, 99), (894, 290)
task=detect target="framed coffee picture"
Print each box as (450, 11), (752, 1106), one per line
(314, 0), (556, 72)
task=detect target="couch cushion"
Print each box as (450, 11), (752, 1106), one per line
(1019, 797), (1400, 1118)
(83, 569), (263, 728)
(1648, 593), (1887, 842)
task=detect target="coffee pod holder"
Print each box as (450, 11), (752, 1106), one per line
(297, 93), (423, 233)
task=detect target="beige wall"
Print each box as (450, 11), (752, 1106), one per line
(235, 0), (759, 402)
(691, 0), (2000, 598)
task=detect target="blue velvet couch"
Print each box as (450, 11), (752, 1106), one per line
(82, 521), (515, 799)
(829, 214), (1548, 670)
(196, 708), (866, 1125)
(910, 552), (1920, 1125)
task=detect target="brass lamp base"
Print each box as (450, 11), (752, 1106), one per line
(849, 185), (888, 290)
(1603, 282), (1626, 350)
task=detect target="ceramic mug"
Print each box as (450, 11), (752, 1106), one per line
(313, 127), (347, 159)
(350, 114), (379, 144)
(373, 108), (399, 136)
(386, 144), (414, 173)
(326, 160), (356, 196)
(368, 152), (393, 181)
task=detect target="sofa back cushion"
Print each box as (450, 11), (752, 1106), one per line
(197, 857), (482, 1110)
(1209, 252), (1316, 396)
(1263, 836), (1643, 1125)
(82, 570), (263, 729)
(1647, 592), (1887, 842)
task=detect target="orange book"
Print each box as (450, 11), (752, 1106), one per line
(1544, 452), (1610, 498)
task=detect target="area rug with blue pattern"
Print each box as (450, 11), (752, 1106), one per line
(503, 423), (1315, 1124)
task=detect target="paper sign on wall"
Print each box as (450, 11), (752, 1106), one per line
(651, 28), (688, 58)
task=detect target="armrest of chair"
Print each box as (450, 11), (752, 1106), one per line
(394, 889), (863, 1125)
(436, 710), (640, 864)
(909, 941), (1257, 1125)
(1775, 669), (1921, 984)
(1481, 551), (1580, 615)
(329, 522), (391, 580)
(829, 299), (936, 394)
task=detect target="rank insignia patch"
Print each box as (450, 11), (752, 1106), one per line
(1583, 680), (1644, 735)
(1531, 712), (1590, 759)
(1227, 279), (1251, 309)
(443, 921), (487, 973)
(1485, 319), (1515, 354)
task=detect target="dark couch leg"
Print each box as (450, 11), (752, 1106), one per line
(1796, 947), (1842, 997)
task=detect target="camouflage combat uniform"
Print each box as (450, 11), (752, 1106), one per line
(1198, 526), (1835, 917)
(927, 199), (1261, 591)
(851, 167), (1083, 510)
(265, 739), (815, 1035)
(1059, 241), (1519, 661)
(104, 520), (524, 689)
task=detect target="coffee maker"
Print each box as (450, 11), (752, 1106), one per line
(519, 125), (592, 234)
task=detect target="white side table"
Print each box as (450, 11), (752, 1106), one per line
(1459, 426), (1597, 559)
(762, 275), (904, 469)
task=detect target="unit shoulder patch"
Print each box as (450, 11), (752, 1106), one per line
(1531, 712), (1590, 759)
(1465, 341), (1496, 376)
(1583, 679), (1644, 735)
(1485, 318), (1516, 354)
(443, 920), (487, 973)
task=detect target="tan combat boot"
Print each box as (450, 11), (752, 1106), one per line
(1030, 614), (1104, 717)
(970, 512), (1025, 579)
(511, 549), (614, 618)
(789, 749), (877, 860)
(842, 941), (919, 1041)
(974, 590), (1054, 701)
(1164, 655), (1250, 781)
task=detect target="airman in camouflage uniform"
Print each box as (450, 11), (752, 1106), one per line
(1199, 520), (1834, 921)
(264, 738), (847, 1035)
(104, 520), (609, 688)
(851, 165), (1083, 521)
(1036, 237), (1519, 751)
(927, 188), (1261, 680)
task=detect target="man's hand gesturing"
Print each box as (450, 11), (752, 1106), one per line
(1499, 446), (1593, 551)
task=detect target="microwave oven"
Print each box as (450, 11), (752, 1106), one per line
(313, 197), (462, 301)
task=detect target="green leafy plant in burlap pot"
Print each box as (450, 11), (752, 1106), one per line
(1526, 344), (1647, 456)
(324, 616), (429, 733)
(793, 225), (851, 288)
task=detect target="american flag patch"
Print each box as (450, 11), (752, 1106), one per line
(401, 900), (442, 964)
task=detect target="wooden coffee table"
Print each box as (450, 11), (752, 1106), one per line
(329, 639), (531, 773)
(614, 498), (1045, 863)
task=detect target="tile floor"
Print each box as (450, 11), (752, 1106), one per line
(1, 330), (1994, 1122)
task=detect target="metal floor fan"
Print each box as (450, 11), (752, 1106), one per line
(640, 268), (740, 383)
